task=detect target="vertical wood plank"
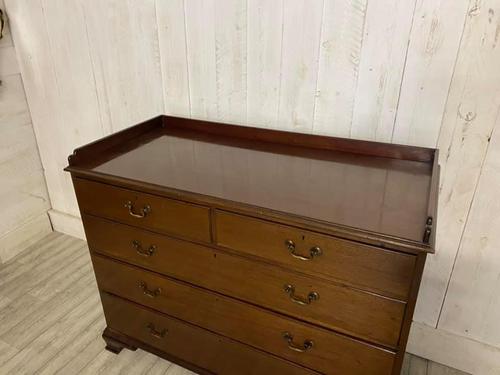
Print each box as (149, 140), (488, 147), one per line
(83, 0), (164, 131)
(392, 0), (470, 147)
(0, 0), (51, 260)
(350, 0), (417, 141)
(41, 0), (103, 141)
(313, 0), (367, 137)
(439, 109), (500, 345)
(277, 0), (324, 133)
(184, 0), (217, 120)
(214, 0), (247, 124)
(247, 0), (283, 128)
(4, 0), (68, 215)
(414, 0), (500, 327)
(6, 0), (104, 218)
(156, 0), (191, 117)
(41, 0), (105, 216)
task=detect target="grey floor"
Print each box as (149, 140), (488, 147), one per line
(0, 232), (469, 374)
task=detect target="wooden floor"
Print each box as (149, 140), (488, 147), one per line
(0, 232), (469, 375)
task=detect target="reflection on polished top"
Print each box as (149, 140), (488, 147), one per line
(90, 124), (433, 243)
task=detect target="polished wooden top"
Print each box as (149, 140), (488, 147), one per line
(67, 116), (438, 249)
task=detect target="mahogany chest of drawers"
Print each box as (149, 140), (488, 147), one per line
(66, 115), (439, 375)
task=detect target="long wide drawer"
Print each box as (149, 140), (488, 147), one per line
(99, 281), (395, 375)
(84, 215), (406, 348)
(101, 293), (319, 375)
(215, 210), (415, 300)
(73, 178), (211, 242)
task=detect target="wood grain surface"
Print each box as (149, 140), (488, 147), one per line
(215, 210), (416, 300)
(74, 178), (211, 243)
(101, 292), (395, 375)
(92, 254), (403, 353)
(84, 215), (406, 348)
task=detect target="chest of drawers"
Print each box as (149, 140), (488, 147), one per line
(66, 116), (439, 375)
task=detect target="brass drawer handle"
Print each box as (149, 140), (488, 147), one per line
(285, 240), (322, 261)
(139, 281), (162, 298)
(132, 240), (156, 257)
(284, 284), (319, 305)
(147, 323), (167, 339)
(282, 332), (314, 353)
(124, 201), (151, 218)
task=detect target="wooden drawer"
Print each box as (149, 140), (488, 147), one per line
(100, 289), (394, 375)
(101, 293), (319, 375)
(85, 215), (405, 348)
(215, 211), (415, 300)
(73, 178), (211, 242)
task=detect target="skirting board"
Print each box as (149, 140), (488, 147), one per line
(47, 209), (500, 375)
(48, 209), (86, 240)
(0, 212), (53, 263)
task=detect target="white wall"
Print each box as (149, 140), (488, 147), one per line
(0, 0), (51, 263)
(4, 0), (500, 373)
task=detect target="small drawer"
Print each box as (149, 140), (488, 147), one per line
(100, 287), (395, 375)
(73, 178), (211, 242)
(84, 215), (405, 348)
(101, 293), (319, 375)
(215, 210), (415, 300)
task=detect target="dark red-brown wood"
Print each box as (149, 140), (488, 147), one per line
(67, 115), (438, 375)
(86, 219), (408, 348)
(67, 115), (437, 253)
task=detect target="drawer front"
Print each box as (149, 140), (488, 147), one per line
(215, 211), (415, 300)
(84, 215), (405, 348)
(99, 279), (395, 375)
(101, 293), (319, 375)
(73, 178), (211, 242)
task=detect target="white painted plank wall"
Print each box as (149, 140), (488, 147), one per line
(392, 0), (470, 147)
(438, 0), (500, 347)
(440, 112), (500, 346)
(414, 0), (500, 327)
(277, 0), (323, 133)
(83, 0), (164, 132)
(156, 0), (191, 117)
(214, 0), (247, 124)
(350, 0), (416, 142)
(41, 0), (104, 217)
(4, 0), (81, 218)
(247, 0), (283, 128)
(0, 0), (51, 262)
(4, 0), (500, 372)
(184, 0), (218, 120)
(313, 0), (367, 137)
